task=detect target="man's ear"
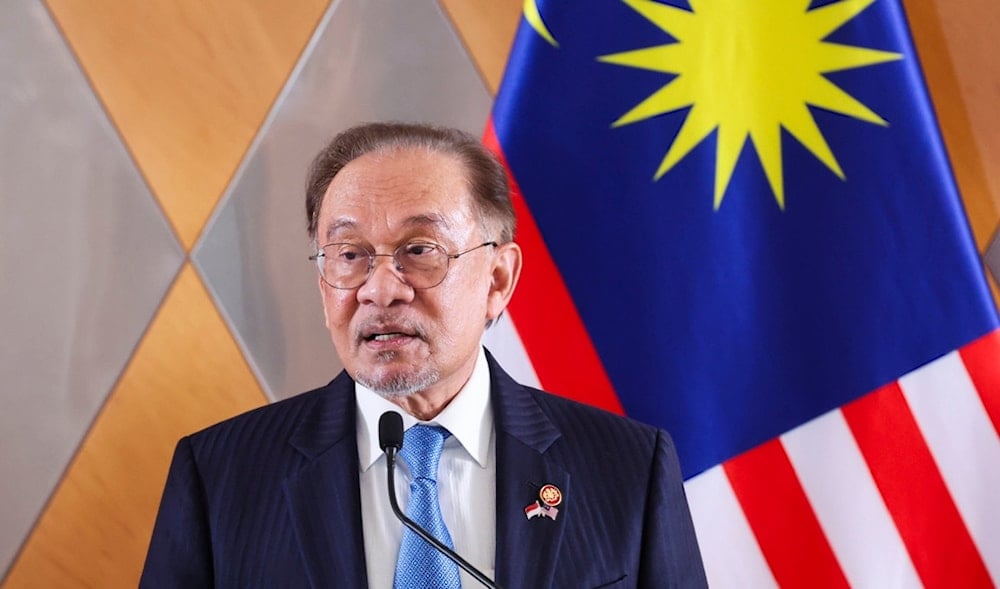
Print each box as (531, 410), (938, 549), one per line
(485, 241), (522, 322)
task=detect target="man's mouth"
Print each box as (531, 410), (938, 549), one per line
(365, 332), (410, 342)
(358, 320), (425, 346)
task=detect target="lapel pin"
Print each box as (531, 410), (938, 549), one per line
(539, 484), (562, 507)
(524, 484), (562, 521)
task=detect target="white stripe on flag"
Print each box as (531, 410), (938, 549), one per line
(782, 409), (921, 588)
(685, 466), (778, 589)
(900, 350), (1000, 585)
(482, 313), (541, 389)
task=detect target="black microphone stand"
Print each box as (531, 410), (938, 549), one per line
(380, 410), (499, 589)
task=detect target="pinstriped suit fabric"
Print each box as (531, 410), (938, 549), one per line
(495, 381), (705, 588)
(141, 351), (706, 588)
(142, 383), (367, 588)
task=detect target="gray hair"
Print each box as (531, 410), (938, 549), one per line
(305, 122), (515, 244)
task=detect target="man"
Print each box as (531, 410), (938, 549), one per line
(141, 122), (707, 588)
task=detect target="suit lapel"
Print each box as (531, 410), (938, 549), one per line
(283, 373), (369, 588)
(280, 356), (571, 588)
(488, 353), (569, 589)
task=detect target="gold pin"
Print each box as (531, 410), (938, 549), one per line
(538, 484), (562, 508)
(525, 484), (562, 521)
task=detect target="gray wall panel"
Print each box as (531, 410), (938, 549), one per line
(194, 0), (492, 400)
(987, 226), (1000, 288)
(0, 0), (184, 574)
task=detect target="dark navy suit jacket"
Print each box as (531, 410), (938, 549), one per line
(140, 351), (707, 588)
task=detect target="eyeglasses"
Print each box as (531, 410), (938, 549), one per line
(309, 241), (497, 290)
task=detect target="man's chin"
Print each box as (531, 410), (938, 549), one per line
(354, 367), (440, 399)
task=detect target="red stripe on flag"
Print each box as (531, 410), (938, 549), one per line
(483, 120), (624, 415)
(842, 381), (993, 588)
(959, 328), (1000, 437)
(724, 439), (849, 588)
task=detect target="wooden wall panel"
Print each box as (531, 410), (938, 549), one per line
(906, 0), (1000, 304)
(905, 0), (1000, 253)
(3, 266), (267, 588)
(44, 0), (329, 249)
(439, 0), (522, 94)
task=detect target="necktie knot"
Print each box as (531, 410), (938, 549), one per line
(400, 424), (450, 481)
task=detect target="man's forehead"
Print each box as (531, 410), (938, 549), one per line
(317, 148), (477, 241)
(323, 212), (455, 242)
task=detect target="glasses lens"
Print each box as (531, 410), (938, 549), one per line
(322, 243), (370, 288)
(396, 242), (447, 288)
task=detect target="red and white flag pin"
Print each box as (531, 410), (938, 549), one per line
(524, 484), (563, 521)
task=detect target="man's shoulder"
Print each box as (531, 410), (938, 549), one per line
(486, 350), (663, 448)
(184, 373), (351, 451)
(505, 382), (683, 497)
(527, 384), (659, 438)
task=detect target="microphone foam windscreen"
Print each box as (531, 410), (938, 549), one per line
(378, 411), (404, 451)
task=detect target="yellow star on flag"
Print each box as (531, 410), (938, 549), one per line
(599, 0), (902, 208)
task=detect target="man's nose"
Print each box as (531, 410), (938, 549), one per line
(356, 254), (414, 306)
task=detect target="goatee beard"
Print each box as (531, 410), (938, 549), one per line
(354, 351), (440, 399)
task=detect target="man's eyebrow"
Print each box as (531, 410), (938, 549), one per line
(323, 214), (451, 242)
(324, 219), (356, 242)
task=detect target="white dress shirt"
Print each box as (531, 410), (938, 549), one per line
(356, 347), (496, 588)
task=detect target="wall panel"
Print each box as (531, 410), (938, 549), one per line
(44, 0), (329, 248)
(3, 266), (267, 588)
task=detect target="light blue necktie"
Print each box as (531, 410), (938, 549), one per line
(394, 425), (461, 589)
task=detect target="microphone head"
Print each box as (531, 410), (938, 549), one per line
(378, 411), (404, 452)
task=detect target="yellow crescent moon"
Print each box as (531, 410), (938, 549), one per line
(524, 0), (559, 47)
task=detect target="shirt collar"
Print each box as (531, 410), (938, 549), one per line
(356, 347), (493, 471)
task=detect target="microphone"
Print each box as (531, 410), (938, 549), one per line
(378, 411), (499, 589)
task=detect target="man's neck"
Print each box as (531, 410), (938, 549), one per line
(389, 350), (481, 420)
(391, 376), (470, 420)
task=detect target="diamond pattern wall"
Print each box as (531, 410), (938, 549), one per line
(0, 0), (183, 574)
(2, 266), (268, 587)
(44, 0), (330, 249)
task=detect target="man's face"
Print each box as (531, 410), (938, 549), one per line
(314, 147), (518, 402)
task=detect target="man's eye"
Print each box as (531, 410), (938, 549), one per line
(335, 246), (367, 263)
(404, 243), (438, 256)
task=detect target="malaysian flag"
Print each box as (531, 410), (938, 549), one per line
(485, 0), (1000, 586)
